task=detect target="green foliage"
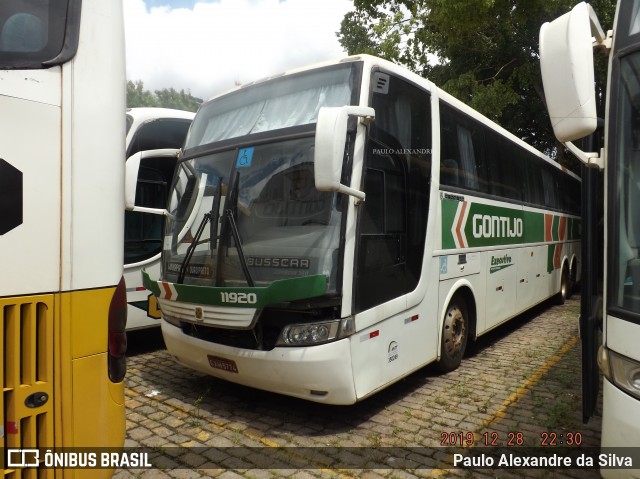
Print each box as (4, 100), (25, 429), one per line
(126, 80), (202, 112)
(338, 0), (616, 166)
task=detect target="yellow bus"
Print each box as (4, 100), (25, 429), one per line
(1, 0), (126, 476)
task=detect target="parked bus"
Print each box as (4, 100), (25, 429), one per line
(137, 54), (581, 405)
(540, 2), (640, 475)
(0, 0), (126, 475)
(124, 107), (194, 330)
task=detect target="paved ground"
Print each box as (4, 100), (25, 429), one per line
(114, 296), (605, 478)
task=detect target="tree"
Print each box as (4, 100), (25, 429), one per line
(126, 80), (202, 112)
(338, 0), (615, 168)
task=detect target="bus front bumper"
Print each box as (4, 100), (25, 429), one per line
(161, 320), (358, 405)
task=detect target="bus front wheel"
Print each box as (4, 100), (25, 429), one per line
(437, 296), (469, 373)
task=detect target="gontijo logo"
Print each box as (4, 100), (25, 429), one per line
(473, 214), (523, 239)
(443, 198), (531, 249)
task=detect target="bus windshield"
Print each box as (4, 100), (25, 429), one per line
(611, 50), (640, 313)
(184, 64), (358, 148)
(163, 63), (360, 295)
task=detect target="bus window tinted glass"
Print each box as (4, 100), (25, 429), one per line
(611, 51), (640, 313)
(127, 119), (192, 157)
(125, 157), (176, 264)
(0, 0), (70, 68)
(186, 64), (357, 148)
(355, 72), (431, 312)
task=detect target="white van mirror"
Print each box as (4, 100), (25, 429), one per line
(539, 2), (606, 142)
(125, 148), (179, 214)
(314, 105), (375, 201)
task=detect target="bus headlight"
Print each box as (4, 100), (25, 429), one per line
(277, 317), (355, 346)
(606, 349), (640, 401)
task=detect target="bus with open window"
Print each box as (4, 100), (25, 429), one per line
(0, 0), (126, 475)
(540, 2), (640, 476)
(136, 54), (581, 405)
(124, 107), (194, 330)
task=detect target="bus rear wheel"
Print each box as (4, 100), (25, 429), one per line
(555, 266), (570, 305)
(437, 296), (469, 373)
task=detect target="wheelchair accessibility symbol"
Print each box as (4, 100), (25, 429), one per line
(236, 147), (254, 168)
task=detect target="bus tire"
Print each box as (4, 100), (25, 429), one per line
(436, 295), (469, 373)
(554, 266), (570, 305)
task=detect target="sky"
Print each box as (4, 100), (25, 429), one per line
(124, 0), (354, 101)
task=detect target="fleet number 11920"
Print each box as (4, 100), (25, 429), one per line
(220, 292), (257, 304)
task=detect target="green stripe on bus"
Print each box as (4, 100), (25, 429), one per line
(441, 198), (579, 249)
(142, 270), (328, 308)
(441, 199), (459, 250)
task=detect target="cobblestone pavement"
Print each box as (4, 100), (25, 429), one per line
(115, 296), (605, 479)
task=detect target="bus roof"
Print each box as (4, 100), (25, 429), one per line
(201, 54), (579, 182)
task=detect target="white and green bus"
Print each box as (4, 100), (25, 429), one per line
(540, 2), (640, 475)
(138, 55), (581, 404)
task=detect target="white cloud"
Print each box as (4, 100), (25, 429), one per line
(124, 0), (353, 101)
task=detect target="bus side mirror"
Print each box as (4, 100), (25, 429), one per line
(539, 2), (606, 142)
(125, 148), (179, 214)
(314, 105), (375, 202)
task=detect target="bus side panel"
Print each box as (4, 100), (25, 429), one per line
(351, 258), (440, 400)
(515, 245), (550, 311)
(0, 93), (61, 297)
(484, 247), (518, 330)
(60, 0), (126, 293)
(58, 288), (125, 452)
(350, 305), (435, 400)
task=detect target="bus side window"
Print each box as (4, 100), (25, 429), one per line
(441, 158), (460, 187)
(439, 104), (486, 192)
(541, 166), (558, 210)
(0, 13), (45, 52)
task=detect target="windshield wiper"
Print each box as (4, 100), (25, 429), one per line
(177, 176), (225, 284)
(225, 209), (254, 287)
(177, 212), (210, 284)
(209, 177), (223, 250)
(217, 171), (255, 287)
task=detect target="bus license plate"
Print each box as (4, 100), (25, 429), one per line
(207, 355), (238, 373)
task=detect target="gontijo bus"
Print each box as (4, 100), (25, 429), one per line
(0, 0), (126, 474)
(140, 54), (580, 405)
(540, 2), (640, 476)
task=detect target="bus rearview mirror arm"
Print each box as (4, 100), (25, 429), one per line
(564, 141), (604, 170)
(314, 106), (375, 203)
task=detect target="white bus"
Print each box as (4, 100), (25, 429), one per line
(124, 107), (194, 330)
(0, 0), (126, 473)
(138, 54), (581, 404)
(540, 2), (640, 475)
